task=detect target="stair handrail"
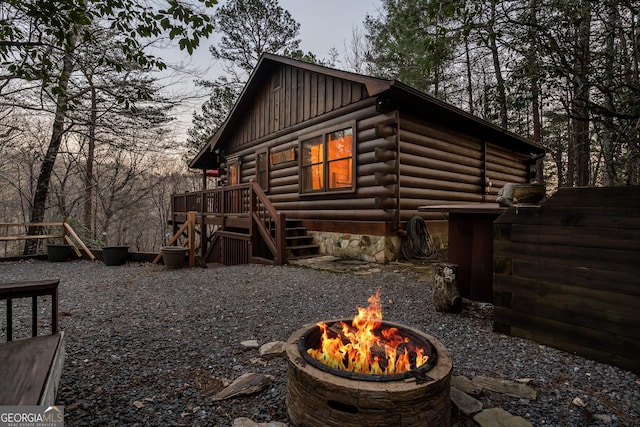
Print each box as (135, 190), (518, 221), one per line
(249, 181), (286, 265)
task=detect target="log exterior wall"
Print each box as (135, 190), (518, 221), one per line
(398, 115), (530, 223)
(493, 186), (640, 374)
(225, 100), (396, 235)
(213, 62), (536, 241)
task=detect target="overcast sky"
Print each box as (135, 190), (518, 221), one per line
(280, 0), (381, 60)
(159, 0), (382, 146)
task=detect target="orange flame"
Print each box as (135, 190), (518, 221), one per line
(307, 290), (429, 375)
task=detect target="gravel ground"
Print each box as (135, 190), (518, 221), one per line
(0, 259), (638, 427)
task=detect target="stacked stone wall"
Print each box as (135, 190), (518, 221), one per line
(309, 232), (401, 263)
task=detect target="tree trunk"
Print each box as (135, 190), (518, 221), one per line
(24, 30), (78, 254)
(529, 0), (544, 183)
(464, 29), (474, 115)
(601, 0), (618, 186)
(432, 263), (462, 313)
(84, 76), (97, 236)
(572, 0), (591, 187)
(489, 0), (508, 129)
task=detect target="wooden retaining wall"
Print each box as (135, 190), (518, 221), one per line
(493, 186), (640, 373)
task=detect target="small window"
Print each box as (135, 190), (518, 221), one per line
(257, 151), (268, 191)
(228, 161), (240, 185)
(300, 124), (354, 194)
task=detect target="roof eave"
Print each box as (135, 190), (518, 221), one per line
(389, 81), (546, 155)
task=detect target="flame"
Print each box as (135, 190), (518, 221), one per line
(307, 290), (429, 375)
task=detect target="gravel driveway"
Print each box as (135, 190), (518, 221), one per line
(0, 259), (638, 426)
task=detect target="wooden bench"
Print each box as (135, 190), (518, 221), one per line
(0, 279), (65, 405)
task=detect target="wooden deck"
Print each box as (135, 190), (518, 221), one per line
(0, 279), (65, 405)
(0, 333), (65, 405)
(171, 182), (291, 265)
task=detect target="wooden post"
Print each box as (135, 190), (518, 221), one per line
(432, 263), (462, 313)
(248, 188), (256, 262)
(200, 192), (207, 259)
(61, 217), (68, 246)
(275, 212), (286, 266)
(187, 211), (195, 267)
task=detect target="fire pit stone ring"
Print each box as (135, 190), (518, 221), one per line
(286, 319), (453, 427)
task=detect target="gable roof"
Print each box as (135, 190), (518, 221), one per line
(190, 53), (545, 169)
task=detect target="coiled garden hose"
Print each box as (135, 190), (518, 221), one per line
(400, 216), (437, 260)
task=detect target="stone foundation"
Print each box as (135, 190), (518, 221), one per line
(309, 231), (401, 263)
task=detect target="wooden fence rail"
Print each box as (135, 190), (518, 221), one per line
(0, 219), (95, 260)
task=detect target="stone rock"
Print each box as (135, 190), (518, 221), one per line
(232, 417), (288, 427)
(451, 375), (482, 395)
(472, 376), (537, 400)
(212, 372), (274, 401)
(240, 339), (260, 349)
(259, 341), (287, 359)
(593, 414), (613, 424)
(473, 407), (533, 427)
(497, 183), (516, 207)
(450, 387), (483, 416)
(353, 270), (373, 276)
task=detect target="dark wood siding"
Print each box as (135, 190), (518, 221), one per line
(227, 101), (397, 231)
(215, 64), (536, 236)
(485, 142), (530, 196)
(398, 116), (530, 222)
(227, 104), (534, 234)
(493, 186), (640, 374)
(226, 64), (367, 151)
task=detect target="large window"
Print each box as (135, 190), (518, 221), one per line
(300, 125), (354, 194)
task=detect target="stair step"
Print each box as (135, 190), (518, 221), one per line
(286, 235), (314, 242)
(288, 253), (322, 260)
(285, 226), (307, 232)
(286, 244), (319, 251)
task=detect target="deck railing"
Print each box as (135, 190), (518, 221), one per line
(171, 182), (286, 265)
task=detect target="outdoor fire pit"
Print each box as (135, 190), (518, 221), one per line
(285, 292), (452, 427)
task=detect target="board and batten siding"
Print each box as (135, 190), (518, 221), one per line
(397, 115), (530, 222)
(227, 64), (368, 151)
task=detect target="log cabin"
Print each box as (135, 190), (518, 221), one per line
(175, 53), (546, 265)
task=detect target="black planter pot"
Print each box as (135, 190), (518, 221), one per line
(102, 246), (129, 266)
(47, 244), (73, 262)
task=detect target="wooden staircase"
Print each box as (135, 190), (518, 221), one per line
(170, 182), (321, 266)
(285, 219), (319, 260)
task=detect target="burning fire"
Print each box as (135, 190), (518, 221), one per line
(307, 290), (429, 375)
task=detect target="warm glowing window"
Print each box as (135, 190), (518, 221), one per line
(228, 162), (240, 185)
(300, 125), (354, 194)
